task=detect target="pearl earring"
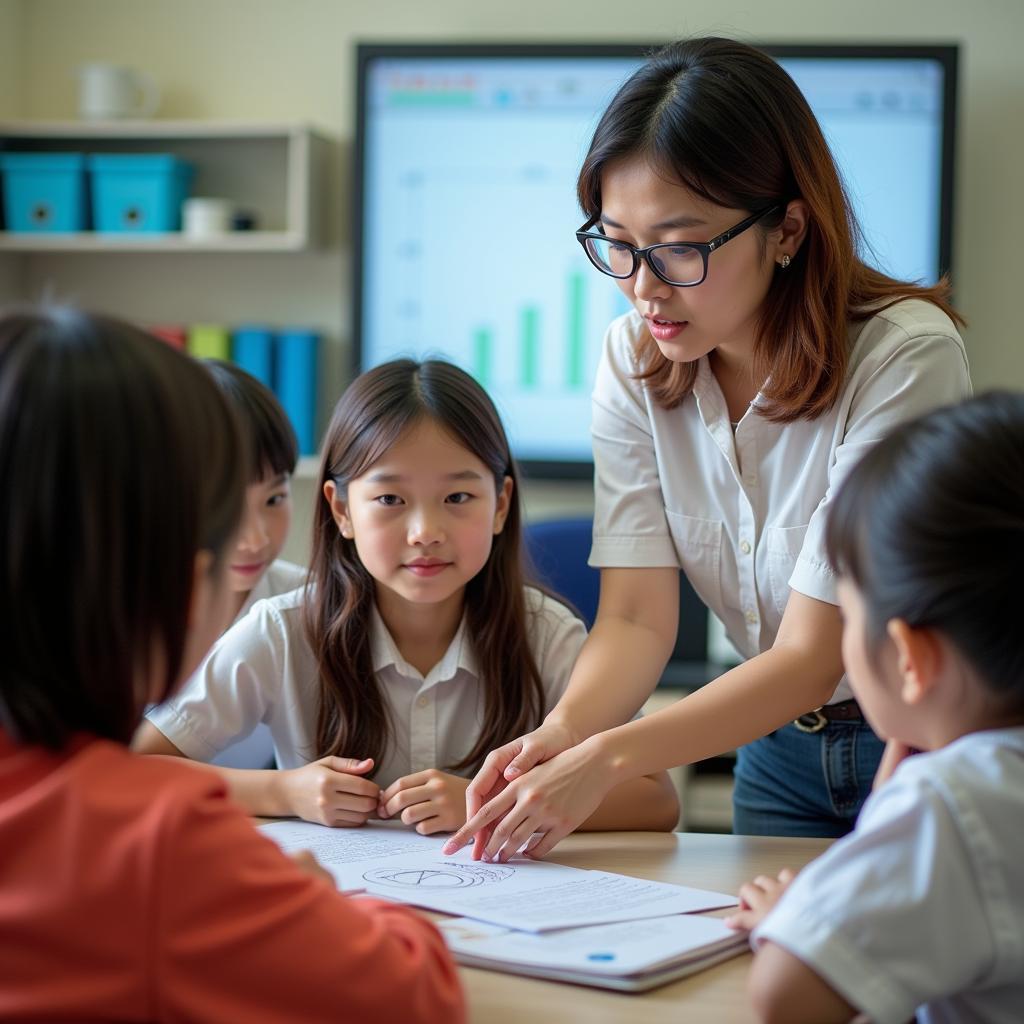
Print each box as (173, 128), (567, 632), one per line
(779, 254), (792, 269)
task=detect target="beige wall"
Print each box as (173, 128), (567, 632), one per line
(5, 0), (1024, 558)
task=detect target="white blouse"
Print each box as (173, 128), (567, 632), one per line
(147, 586), (586, 788)
(589, 300), (970, 702)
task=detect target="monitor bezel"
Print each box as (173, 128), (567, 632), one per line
(352, 41), (959, 480)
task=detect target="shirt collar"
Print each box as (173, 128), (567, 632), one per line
(369, 604), (479, 686)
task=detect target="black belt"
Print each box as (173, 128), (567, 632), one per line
(793, 699), (863, 733)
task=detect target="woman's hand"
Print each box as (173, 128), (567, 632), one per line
(377, 769), (471, 834)
(443, 736), (614, 861)
(725, 868), (796, 932)
(455, 718), (580, 859)
(277, 756), (380, 827)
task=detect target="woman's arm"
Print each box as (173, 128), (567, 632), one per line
(579, 770), (679, 832)
(446, 591), (843, 860)
(748, 943), (857, 1024)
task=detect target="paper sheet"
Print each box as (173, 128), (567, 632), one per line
(260, 820), (736, 932)
(258, 819), (446, 889)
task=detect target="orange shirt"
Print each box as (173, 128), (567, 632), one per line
(0, 731), (465, 1023)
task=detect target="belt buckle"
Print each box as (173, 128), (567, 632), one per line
(793, 708), (828, 733)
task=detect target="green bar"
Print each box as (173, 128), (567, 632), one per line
(567, 272), (585, 390)
(520, 307), (539, 389)
(473, 327), (492, 387)
(187, 324), (230, 361)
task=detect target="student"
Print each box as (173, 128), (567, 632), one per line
(135, 358), (678, 833)
(724, 392), (1024, 1023)
(198, 360), (305, 769)
(203, 359), (306, 623)
(0, 308), (463, 1022)
(445, 36), (970, 859)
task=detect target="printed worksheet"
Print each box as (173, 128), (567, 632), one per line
(258, 819), (446, 890)
(358, 851), (736, 932)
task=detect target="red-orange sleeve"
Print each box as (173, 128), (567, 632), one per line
(150, 780), (465, 1024)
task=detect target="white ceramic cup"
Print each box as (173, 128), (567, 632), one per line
(78, 64), (160, 120)
(182, 197), (234, 237)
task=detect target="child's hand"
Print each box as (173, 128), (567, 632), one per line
(377, 770), (471, 835)
(279, 756), (380, 827)
(289, 849), (335, 886)
(873, 738), (916, 791)
(725, 868), (796, 932)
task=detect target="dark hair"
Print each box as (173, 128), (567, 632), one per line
(577, 37), (964, 421)
(825, 392), (1024, 705)
(204, 359), (298, 482)
(304, 358), (547, 773)
(0, 306), (246, 749)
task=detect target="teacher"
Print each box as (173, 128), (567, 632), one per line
(444, 36), (969, 858)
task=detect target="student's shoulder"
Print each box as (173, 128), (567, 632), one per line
(523, 586), (587, 648)
(263, 559), (308, 597)
(245, 583), (311, 629)
(75, 738), (231, 821)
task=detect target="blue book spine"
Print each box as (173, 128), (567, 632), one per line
(275, 328), (319, 455)
(231, 326), (275, 388)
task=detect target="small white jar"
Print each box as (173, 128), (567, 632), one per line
(182, 197), (233, 237)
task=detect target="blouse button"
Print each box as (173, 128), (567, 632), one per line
(739, 540), (751, 555)
(745, 609), (759, 625)
(417, 695), (429, 708)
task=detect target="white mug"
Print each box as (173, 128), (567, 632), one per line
(77, 64), (160, 120)
(182, 198), (234, 237)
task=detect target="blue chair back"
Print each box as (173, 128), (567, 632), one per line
(524, 517), (600, 628)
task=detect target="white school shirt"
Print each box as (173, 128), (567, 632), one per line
(146, 586), (586, 788)
(235, 559), (307, 621)
(589, 300), (970, 702)
(753, 727), (1024, 1024)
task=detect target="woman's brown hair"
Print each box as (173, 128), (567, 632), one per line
(577, 37), (964, 422)
(304, 358), (547, 774)
(0, 306), (246, 749)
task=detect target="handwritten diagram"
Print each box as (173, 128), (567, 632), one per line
(363, 862), (515, 890)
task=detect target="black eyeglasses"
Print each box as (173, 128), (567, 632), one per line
(575, 206), (780, 288)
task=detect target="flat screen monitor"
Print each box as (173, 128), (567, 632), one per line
(354, 43), (957, 476)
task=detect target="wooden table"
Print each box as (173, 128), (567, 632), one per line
(456, 831), (831, 1023)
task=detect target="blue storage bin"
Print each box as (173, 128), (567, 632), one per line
(275, 329), (319, 456)
(87, 154), (194, 233)
(0, 153), (87, 232)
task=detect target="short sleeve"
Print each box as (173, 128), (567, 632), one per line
(753, 775), (993, 1024)
(590, 315), (680, 568)
(526, 589), (587, 708)
(145, 602), (287, 761)
(789, 325), (971, 604)
(155, 779), (465, 1023)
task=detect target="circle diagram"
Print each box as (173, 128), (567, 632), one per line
(363, 862), (515, 890)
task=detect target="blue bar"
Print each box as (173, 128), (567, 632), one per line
(231, 325), (275, 388)
(275, 328), (319, 455)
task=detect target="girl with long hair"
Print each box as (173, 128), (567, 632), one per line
(136, 357), (677, 834)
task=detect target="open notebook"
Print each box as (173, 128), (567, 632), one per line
(437, 913), (749, 992)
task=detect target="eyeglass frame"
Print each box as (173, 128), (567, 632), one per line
(575, 205), (782, 288)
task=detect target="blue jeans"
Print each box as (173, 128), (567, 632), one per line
(732, 719), (885, 838)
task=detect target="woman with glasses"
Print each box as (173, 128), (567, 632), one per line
(443, 36), (969, 858)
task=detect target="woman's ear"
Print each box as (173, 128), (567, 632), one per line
(773, 198), (809, 263)
(493, 476), (514, 535)
(323, 479), (354, 539)
(887, 619), (941, 706)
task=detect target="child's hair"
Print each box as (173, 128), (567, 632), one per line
(304, 358), (546, 773)
(203, 359), (298, 482)
(825, 392), (1024, 706)
(0, 306), (246, 750)
(577, 37), (964, 422)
